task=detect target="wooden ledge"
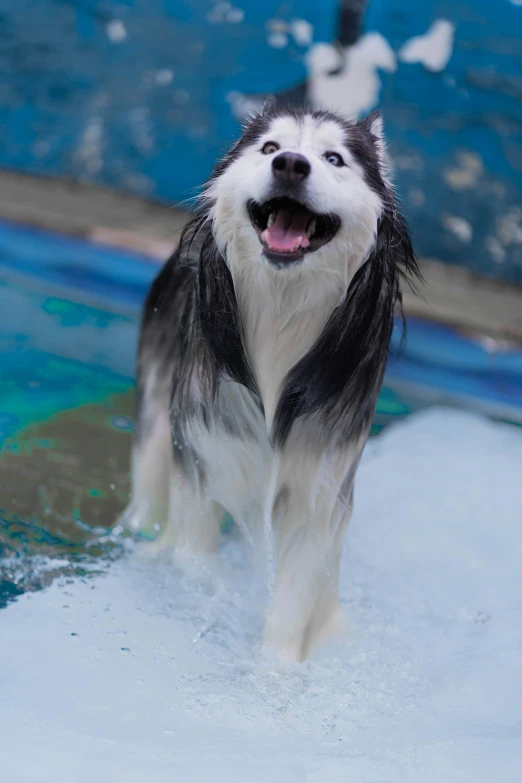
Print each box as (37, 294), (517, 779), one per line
(1, 169), (521, 343)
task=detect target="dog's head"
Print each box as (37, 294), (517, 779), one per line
(206, 106), (395, 273)
(192, 107), (418, 441)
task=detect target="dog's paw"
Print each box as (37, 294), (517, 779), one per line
(263, 598), (346, 662)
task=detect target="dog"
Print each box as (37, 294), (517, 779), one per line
(126, 105), (418, 662)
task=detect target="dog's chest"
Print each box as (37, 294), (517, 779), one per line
(238, 280), (341, 430)
(185, 380), (273, 523)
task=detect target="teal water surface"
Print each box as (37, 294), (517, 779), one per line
(1, 219), (521, 606)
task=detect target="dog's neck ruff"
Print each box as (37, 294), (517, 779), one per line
(225, 235), (365, 434)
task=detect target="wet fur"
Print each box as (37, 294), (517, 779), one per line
(125, 106), (418, 661)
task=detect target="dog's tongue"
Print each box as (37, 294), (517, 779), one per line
(261, 208), (310, 253)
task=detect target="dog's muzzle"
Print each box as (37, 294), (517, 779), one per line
(247, 194), (341, 267)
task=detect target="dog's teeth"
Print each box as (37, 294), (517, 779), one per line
(297, 236), (303, 247)
(267, 212), (276, 228)
(307, 219), (316, 238)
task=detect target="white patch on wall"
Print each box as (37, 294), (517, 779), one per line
(227, 7), (244, 24)
(155, 69), (174, 86)
(226, 91), (265, 122)
(444, 151), (484, 190)
(497, 207), (522, 246)
(486, 236), (506, 264)
(266, 18), (288, 49)
(442, 214), (473, 243)
(266, 18), (313, 49)
(290, 19), (313, 46)
(267, 32), (288, 49)
(76, 117), (104, 176)
(207, 3), (244, 24)
(307, 33), (396, 117)
(399, 19), (455, 73)
(129, 107), (154, 155)
(106, 20), (127, 43)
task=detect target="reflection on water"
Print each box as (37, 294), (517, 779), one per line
(0, 389), (133, 606)
(0, 249), (140, 603)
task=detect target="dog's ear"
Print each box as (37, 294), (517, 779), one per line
(261, 95), (277, 114)
(359, 110), (387, 175)
(360, 109), (383, 139)
(239, 97), (274, 131)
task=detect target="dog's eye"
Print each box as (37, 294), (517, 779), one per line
(325, 152), (345, 167)
(261, 141), (280, 155)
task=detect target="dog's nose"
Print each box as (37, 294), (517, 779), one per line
(272, 152), (311, 183)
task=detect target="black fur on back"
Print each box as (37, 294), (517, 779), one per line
(138, 104), (419, 450)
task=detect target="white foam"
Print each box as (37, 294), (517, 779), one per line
(1, 409), (522, 782)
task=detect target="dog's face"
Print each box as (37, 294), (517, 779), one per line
(208, 108), (388, 272)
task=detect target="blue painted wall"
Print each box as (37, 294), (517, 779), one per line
(367, 0), (522, 282)
(0, 1), (336, 200)
(1, 1), (522, 282)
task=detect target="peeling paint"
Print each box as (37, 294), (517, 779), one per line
(497, 207), (522, 246)
(307, 33), (396, 117)
(155, 69), (174, 86)
(442, 214), (473, 243)
(444, 152), (484, 190)
(75, 118), (104, 177)
(207, 3), (244, 25)
(290, 19), (313, 46)
(486, 237), (507, 264)
(106, 20), (127, 44)
(267, 32), (288, 49)
(3, 0), (522, 282)
(399, 20), (455, 73)
(129, 108), (154, 155)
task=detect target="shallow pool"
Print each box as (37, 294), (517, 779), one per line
(2, 219), (522, 783)
(1, 218), (521, 604)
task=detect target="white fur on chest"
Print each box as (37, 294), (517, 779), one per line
(234, 262), (345, 429)
(183, 379), (273, 538)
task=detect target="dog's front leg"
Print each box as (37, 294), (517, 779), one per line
(264, 441), (360, 662)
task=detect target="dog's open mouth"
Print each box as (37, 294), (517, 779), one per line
(247, 197), (341, 265)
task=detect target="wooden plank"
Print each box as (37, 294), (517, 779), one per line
(403, 260), (522, 344)
(0, 170), (181, 253)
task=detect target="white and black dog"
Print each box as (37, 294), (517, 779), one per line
(127, 106), (418, 661)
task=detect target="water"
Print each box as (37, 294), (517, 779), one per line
(0, 264), (419, 600)
(2, 408), (522, 782)
(1, 220), (522, 781)
(1, 219), (521, 601)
